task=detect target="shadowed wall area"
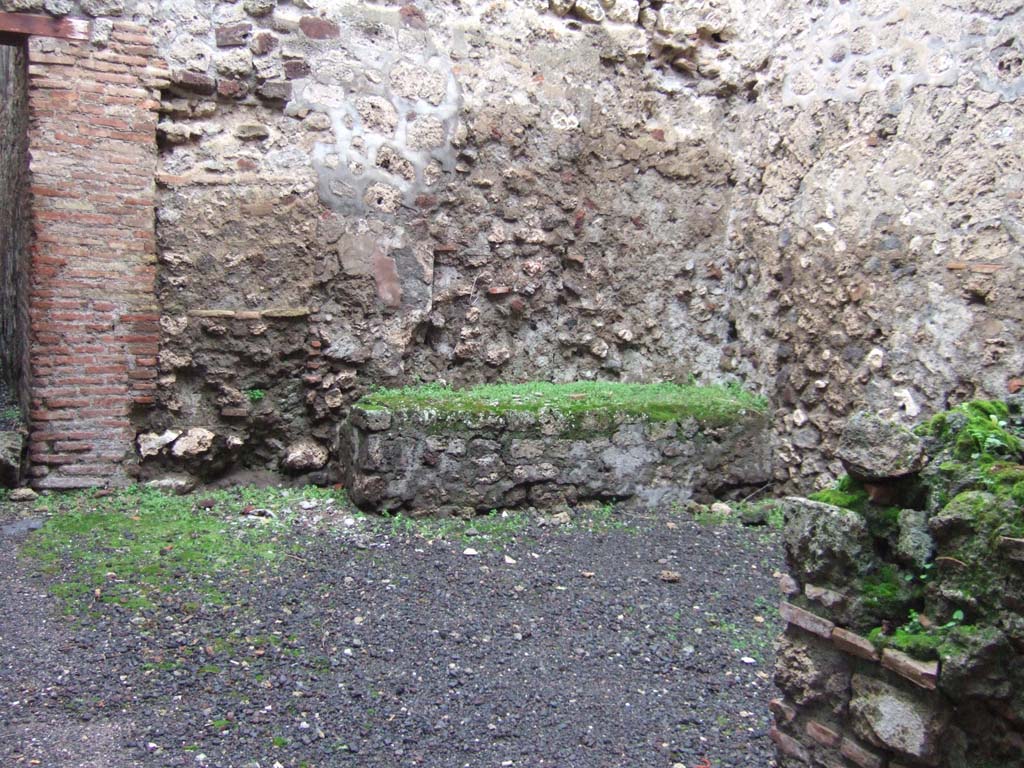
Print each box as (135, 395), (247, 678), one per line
(0, 39), (30, 417)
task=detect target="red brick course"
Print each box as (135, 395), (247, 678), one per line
(26, 24), (162, 488)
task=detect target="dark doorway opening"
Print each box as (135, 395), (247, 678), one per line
(0, 36), (30, 453)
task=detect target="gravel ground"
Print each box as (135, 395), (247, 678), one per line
(0, 499), (783, 768)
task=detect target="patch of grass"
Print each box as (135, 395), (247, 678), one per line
(21, 485), (309, 612)
(691, 506), (735, 526)
(357, 380), (767, 426)
(1, 405), (21, 421)
(566, 502), (630, 533)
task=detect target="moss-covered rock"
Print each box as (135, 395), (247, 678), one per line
(782, 497), (876, 587)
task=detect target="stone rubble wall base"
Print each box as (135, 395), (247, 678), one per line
(338, 406), (771, 514)
(772, 619), (953, 768)
(773, 396), (1024, 767)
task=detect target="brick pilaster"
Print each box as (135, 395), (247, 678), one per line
(26, 23), (164, 488)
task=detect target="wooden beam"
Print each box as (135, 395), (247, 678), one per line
(0, 12), (90, 41)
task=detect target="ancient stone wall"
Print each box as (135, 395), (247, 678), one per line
(339, 402), (770, 514)
(772, 401), (1024, 767)
(136, 0), (754, 484)
(738, 0), (1024, 489)
(0, 39), (30, 416)
(24, 24), (166, 489)
(0, 0), (1021, 490)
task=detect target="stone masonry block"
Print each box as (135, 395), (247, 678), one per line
(339, 388), (769, 514)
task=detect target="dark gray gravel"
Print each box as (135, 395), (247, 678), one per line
(1, 503), (782, 768)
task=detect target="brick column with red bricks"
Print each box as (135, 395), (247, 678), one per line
(26, 23), (166, 489)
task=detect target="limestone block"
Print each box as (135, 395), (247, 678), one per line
(137, 429), (181, 458)
(171, 428), (216, 457)
(281, 439), (329, 472)
(837, 412), (925, 482)
(850, 674), (949, 765)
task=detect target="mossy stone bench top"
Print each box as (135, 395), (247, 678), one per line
(353, 381), (767, 427)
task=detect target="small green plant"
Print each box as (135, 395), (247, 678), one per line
(1, 405), (21, 421)
(567, 502), (629, 533)
(919, 401), (1022, 462)
(692, 506), (734, 526)
(766, 503), (785, 529)
(246, 388), (266, 403)
(868, 608), (967, 660)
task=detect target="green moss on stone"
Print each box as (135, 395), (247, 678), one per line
(860, 564), (921, 620)
(868, 625), (945, 659)
(357, 381), (767, 427)
(862, 504), (902, 541)
(808, 475), (869, 513)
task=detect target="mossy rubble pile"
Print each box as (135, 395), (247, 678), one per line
(338, 381), (770, 515)
(772, 397), (1024, 768)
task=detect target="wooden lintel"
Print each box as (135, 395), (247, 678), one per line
(0, 12), (90, 41)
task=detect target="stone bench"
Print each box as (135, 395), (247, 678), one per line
(338, 383), (770, 515)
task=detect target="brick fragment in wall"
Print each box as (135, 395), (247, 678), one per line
(805, 719), (840, 748)
(216, 23), (252, 48)
(831, 627), (879, 662)
(769, 698), (796, 725)
(769, 727), (809, 763)
(881, 648), (939, 690)
(298, 16), (339, 39)
(840, 737), (884, 768)
(780, 601), (835, 639)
